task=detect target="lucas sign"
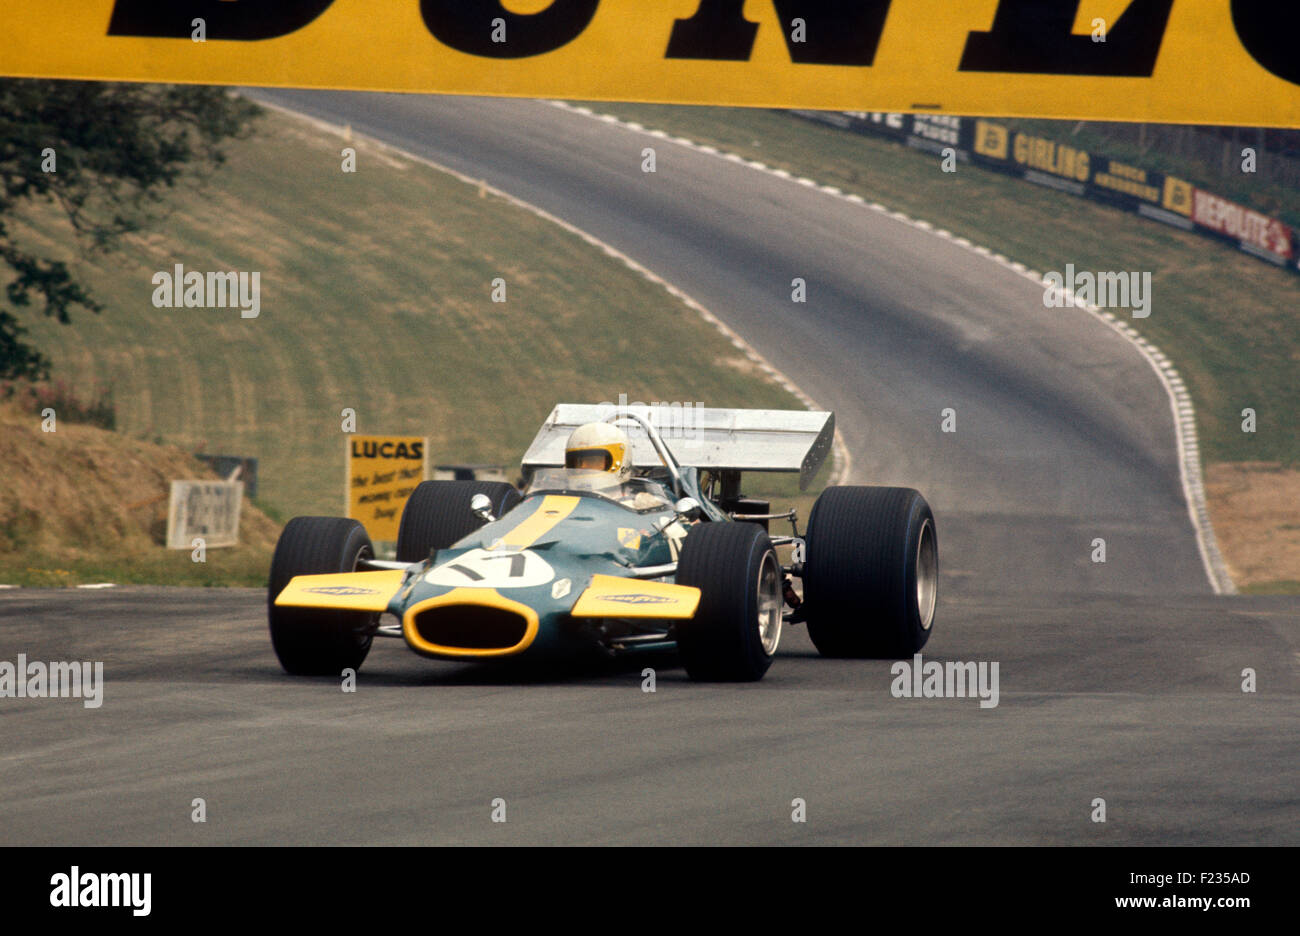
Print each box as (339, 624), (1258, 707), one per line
(347, 435), (428, 543)
(0, 2), (1297, 127)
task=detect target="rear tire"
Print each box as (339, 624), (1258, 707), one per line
(803, 486), (937, 658)
(395, 480), (522, 562)
(268, 517), (377, 676)
(675, 522), (783, 681)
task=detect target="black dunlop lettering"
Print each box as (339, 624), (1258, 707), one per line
(419, 0), (598, 59)
(666, 0), (892, 66)
(108, 0), (334, 40)
(959, 0), (1174, 76)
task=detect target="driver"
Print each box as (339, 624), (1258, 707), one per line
(564, 422), (666, 510)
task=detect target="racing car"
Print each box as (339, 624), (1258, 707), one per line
(268, 404), (938, 681)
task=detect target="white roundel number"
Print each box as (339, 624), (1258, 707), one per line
(424, 548), (555, 589)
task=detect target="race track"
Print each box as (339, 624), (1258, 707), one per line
(2, 93), (1296, 844)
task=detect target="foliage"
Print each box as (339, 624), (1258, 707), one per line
(0, 80), (259, 378)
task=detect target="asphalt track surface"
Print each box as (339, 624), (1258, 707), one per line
(2, 93), (1296, 844)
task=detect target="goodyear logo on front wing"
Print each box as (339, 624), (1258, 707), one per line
(304, 585), (381, 597)
(603, 593), (676, 605)
(1, 3), (1298, 127)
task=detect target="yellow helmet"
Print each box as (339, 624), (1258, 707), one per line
(565, 422), (632, 480)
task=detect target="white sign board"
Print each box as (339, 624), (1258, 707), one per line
(167, 480), (244, 549)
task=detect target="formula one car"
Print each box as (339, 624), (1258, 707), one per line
(268, 404), (938, 681)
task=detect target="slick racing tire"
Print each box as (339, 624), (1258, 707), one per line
(674, 521), (783, 682)
(268, 517), (377, 676)
(802, 486), (938, 659)
(395, 480), (522, 563)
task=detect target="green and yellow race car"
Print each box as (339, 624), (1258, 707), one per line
(268, 404), (938, 681)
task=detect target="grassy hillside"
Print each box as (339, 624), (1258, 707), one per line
(6, 108), (811, 542)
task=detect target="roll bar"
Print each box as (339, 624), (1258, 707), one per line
(606, 410), (684, 498)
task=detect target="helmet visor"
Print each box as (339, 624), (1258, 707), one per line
(565, 448), (613, 471)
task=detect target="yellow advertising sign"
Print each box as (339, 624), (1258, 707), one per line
(973, 119), (1010, 160)
(1161, 176), (1193, 216)
(1012, 131), (1091, 183)
(1, 2), (1298, 127)
(346, 435), (427, 542)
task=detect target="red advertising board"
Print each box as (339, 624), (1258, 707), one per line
(1191, 189), (1294, 260)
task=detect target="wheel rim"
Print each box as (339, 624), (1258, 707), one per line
(915, 519), (938, 631)
(756, 550), (783, 656)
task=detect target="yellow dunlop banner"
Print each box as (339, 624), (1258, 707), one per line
(1, 2), (1297, 127)
(346, 435), (427, 542)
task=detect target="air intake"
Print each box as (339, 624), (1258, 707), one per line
(411, 604), (530, 651)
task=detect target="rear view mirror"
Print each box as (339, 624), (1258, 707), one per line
(674, 497), (703, 520)
(470, 493), (496, 523)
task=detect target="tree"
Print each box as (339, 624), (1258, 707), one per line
(0, 80), (259, 379)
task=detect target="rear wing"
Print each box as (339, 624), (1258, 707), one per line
(521, 404), (834, 491)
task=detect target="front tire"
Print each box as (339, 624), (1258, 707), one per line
(674, 522), (783, 681)
(268, 517), (377, 676)
(802, 486), (937, 658)
(395, 480), (522, 563)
